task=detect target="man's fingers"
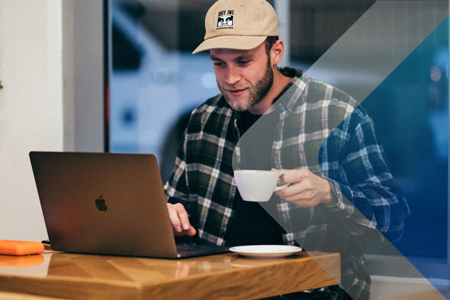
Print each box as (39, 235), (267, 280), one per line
(173, 203), (191, 231)
(167, 203), (196, 237)
(167, 203), (191, 232)
(186, 226), (197, 236)
(281, 169), (308, 184)
(167, 203), (183, 233)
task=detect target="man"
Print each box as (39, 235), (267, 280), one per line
(165, 0), (409, 299)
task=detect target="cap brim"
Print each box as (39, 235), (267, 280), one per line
(192, 35), (267, 54)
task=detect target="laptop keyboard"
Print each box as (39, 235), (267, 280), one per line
(176, 244), (229, 258)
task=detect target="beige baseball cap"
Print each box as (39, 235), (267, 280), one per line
(192, 0), (279, 54)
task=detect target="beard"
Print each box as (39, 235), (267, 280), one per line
(217, 59), (274, 112)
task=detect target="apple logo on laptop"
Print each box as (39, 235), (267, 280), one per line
(95, 195), (108, 212)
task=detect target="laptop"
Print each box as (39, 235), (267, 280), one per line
(29, 151), (228, 258)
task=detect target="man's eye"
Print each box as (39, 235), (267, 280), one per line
(214, 62), (224, 67)
(238, 60), (250, 65)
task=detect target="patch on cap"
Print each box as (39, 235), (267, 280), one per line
(217, 10), (234, 29)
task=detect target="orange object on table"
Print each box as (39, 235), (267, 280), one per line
(0, 240), (45, 256)
(0, 254), (45, 267)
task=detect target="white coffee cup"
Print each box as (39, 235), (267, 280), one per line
(234, 170), (288, 202)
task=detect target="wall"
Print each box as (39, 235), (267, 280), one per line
(0, 0), (62, 241)
(0, 0), (104, 242)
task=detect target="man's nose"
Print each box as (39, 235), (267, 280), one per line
(224, 65), (241, 85)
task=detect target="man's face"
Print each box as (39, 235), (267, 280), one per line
(210, 42), (273, 112)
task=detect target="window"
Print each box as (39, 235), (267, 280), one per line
(109, 0), (219, 183)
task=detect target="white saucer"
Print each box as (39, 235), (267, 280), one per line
(229, 245), (302, 258)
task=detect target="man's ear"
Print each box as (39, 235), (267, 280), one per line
(270, 40), (284, 66)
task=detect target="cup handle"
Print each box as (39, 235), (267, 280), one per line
(274, 184), (288, 191)
(274, 171), (288, 191)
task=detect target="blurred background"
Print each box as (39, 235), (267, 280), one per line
(108, 0), (449, 282)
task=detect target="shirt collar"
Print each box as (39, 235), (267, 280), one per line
(275, 67), (308, 114)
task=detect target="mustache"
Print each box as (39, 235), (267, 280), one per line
(218, 82), (250, 90)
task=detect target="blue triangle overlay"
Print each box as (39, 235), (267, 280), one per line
(353, 15), (448, 288)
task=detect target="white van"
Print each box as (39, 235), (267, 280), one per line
(110, 0), (219, 180)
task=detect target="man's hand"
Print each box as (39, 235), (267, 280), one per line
(167, 203), (197, 237)
(274, 169), (337, 207)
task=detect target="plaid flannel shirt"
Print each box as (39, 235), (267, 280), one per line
(165, 68), (409, 300)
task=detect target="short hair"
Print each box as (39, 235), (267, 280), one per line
(265, 36), (279, 55)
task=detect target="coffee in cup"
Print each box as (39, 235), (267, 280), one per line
(234, 170), (287, 202)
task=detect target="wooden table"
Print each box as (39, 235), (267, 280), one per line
(0, 251), (340, 300)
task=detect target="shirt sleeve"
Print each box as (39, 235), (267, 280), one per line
(319, 108), (410, 242)
(165, 129), (191, 208)
(164, 129), (201, 244)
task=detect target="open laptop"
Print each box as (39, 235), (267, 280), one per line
(29, 151), (228, 258)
